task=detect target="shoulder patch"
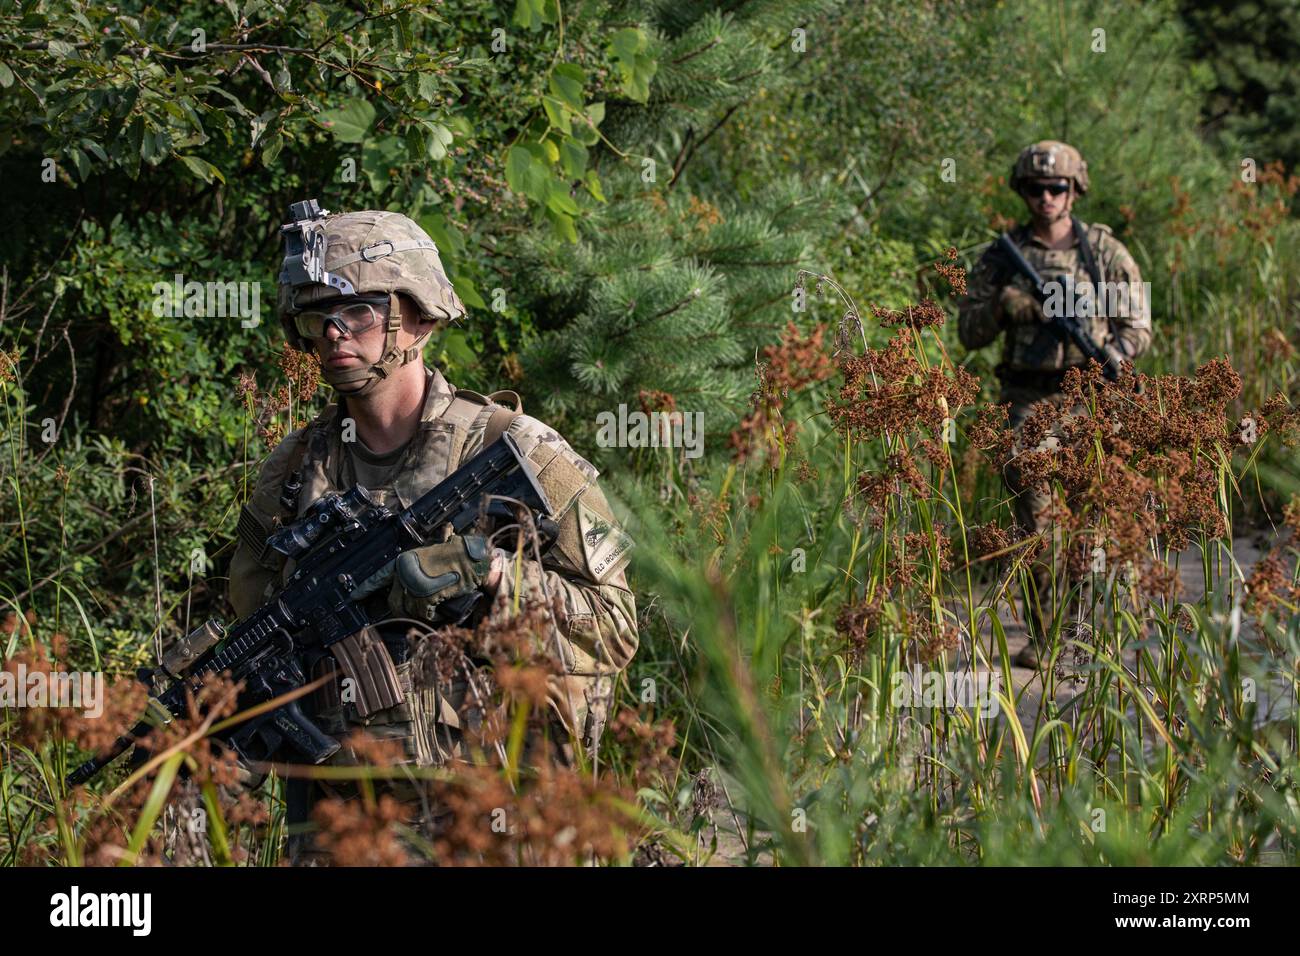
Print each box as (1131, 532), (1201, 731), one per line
(577, 497), (634, 582)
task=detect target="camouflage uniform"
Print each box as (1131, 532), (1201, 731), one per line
(958, 143), (1151, 648)
(228, 202), (638, 862)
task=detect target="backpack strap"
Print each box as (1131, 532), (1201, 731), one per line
(484, 390), (523, 445)
(447, 388), (523, 463)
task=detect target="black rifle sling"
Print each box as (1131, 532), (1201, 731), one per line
(1071, 216), (1102, 287)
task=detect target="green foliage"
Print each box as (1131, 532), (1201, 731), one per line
(1180, 0), (1300, 173)
(1, 0), (1298, 867)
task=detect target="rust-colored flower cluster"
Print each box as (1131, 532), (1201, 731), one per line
(687, 485), (735, 545)
(871, 298), (947, 330)
(1244, 549), (1299, 619)
(729, 322), (837, 467)
(835, 593), (883, 666)
(0, 346), (19, 384)
(280, 342), (322, 404)
(967, 520), (1044, 564)
(638, 388), (677, 415)
(311, 791), (413, 867)
(855, 451), (931, 526)
(984, 358), (1284, 599)
(829, 329), (979, 459)
(934, 246), (967, 296)
(4, 634), (148, 758)
(1227, 161), (1299, 241)
(426, 762), (638, 866)
(37, 652), (270, 866)
(608, 707), (679, 790)
(236, 343), (321, 446)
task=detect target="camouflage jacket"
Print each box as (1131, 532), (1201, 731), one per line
(228, 366), (638, 725)
(958, 220), (1151, 374)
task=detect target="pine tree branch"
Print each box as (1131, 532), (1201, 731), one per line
(672, 37), (723, 66)
(605, 289), (702, 343)
(669, 102), (744, 190)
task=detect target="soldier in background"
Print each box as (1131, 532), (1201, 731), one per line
(958, 142), (1151, 668)
(228, 202), (638, 862)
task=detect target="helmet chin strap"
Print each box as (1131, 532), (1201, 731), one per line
(319, 292), (433, 398)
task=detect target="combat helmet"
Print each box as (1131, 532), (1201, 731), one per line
(277, 199), (466, 396)
(1011, 141), (1089, 196)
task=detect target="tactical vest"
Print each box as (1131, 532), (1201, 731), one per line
(269, 369), (520, 721)
(1001, 216), (1112, 374)
(277, 374), (520, 552)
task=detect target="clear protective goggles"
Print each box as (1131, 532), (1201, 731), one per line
(291, 294), (390, 340)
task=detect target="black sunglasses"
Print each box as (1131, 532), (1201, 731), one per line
(1022, 181), (1071, 198)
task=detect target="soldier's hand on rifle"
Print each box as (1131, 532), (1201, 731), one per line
(999, 285), (1043, 325)
(349, 534), (507, 621)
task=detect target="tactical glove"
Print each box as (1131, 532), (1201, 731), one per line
(348, 534), (496, 621)
(999, 285), (1043, 325)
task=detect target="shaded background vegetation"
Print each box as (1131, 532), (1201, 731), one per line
(2, 0), (1298, 865)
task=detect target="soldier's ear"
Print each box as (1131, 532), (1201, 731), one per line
(397, 292), (435, 332)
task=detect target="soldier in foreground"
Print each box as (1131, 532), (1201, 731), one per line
(227, 201), (638, 862)
(958, 142), (1151, 667)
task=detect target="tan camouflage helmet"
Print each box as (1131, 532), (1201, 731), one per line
(277, 200), (466, 395)
(1011, 141), (1089, 196)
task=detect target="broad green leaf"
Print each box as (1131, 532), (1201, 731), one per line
(560, 138), (588, 177)
(545, 178), (579, 216)
(542, 96), (572, 135)
(608, 28), (657, 103)
(417, 71), (438, 103)
(513, 0), (556, 30)
(141, 127), (170, 164)
(418, 212), (465, 257)
(513, 0), (542, 30)
(549, 63), (585, 109)
(609, 27), (644, 59)
(546, 207), (577, 243)
(574, 101), (605, 145)
(450, 274), (486, 310)
(505, 145), (534, 195)
(178, 154), (224, 184)
(362, 135), (404, 192)
(124, 117), (143, 178)
(584, 168), (607, 203)
(261, 133), (284, 167)
(69, 147), (90, 181)
(427, 122), (453, 160)
(81, 139), (107, 163)
(317, 97), (375, 143)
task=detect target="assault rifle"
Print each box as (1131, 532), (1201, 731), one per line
(67, 434), (554, 787)
(995, 233), (1126, 382)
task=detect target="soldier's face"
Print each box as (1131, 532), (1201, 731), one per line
(1020, 177), (1074, 222)
(309, 296), (386, 372)
(311, 293), (432, 373)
